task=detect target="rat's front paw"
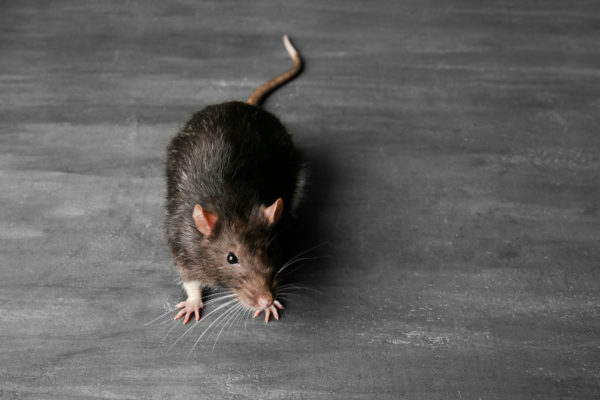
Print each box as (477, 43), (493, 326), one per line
(253, 300), (284, 323)
(174, 298), (203, 325)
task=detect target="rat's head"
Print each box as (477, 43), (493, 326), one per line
(193, 198), (284, 311)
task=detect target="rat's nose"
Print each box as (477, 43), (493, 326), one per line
(257, 294), (273, 308)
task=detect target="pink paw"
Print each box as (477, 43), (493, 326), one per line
(174, 298), (203, 325)
(253, 300), (284, 323)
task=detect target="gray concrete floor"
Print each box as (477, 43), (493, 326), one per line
(2, 1), (600, 399)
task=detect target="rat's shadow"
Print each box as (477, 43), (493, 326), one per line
(278, 144), (337, 305)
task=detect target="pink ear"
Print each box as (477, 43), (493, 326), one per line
(263, 198), (284, 225)
(193, 204), (218, 236)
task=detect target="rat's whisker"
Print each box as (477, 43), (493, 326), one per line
(202, 291), (236, 301)
(278, 292), (311, 302)
(279, 283), (324, 295)
(160, 318), (184, 345)
(275, 243), (328, 278)
(242, 306), (251, 329)
(276, 256), (324, 278)
(188, 301), (242, 357)
(151, 294), (237, 332)
(145, 307), (178, 326)
(290, 242), (328, 260)
(277, 283), (323, 306)
(221, 304), (245, 336)
(211, 303), (245, 351)
(284, 243), (324, 263)
(168, 299), (237, 353)
(204, 306), (234, 347)
(234, 304), (250, 330)
(147, 292), (236, 327)
(166, 317), (198, 352)
(277, 260), (311, 278)
(169, 298), (238, 352)
(202, 293), (237, 307)
(158, 314), (179, 327)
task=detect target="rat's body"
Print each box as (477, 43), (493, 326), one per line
(166, 36), (303, 324)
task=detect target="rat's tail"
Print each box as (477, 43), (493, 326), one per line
(247, 35), (303, 107)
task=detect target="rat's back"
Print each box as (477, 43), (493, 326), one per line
(166, 101), (301, 230)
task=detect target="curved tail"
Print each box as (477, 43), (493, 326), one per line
(247, 35), (303, 107)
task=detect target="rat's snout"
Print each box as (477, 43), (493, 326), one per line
(257, 293), (273, 308)
(236, 276), (277, 310)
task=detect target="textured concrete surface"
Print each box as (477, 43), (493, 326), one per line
(1, 1), (599, 399)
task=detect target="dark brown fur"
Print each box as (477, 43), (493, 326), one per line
(166, 101), (302, 308)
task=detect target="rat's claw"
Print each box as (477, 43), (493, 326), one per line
(270, 305), (279, 321)
(253, 302), (283, 323)
(174, 299), (203, 325)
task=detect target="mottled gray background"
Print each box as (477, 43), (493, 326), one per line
(1, 1), (599, 399)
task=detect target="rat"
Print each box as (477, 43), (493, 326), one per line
(166, 35), (304, 325)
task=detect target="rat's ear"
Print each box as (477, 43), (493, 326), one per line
(263, 197), (284, 226)
(193, 204), (218, 236)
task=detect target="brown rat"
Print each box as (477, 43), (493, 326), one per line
(166, 35), (304, 324)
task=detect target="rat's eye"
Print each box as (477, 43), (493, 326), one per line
(227, 252), (239, 265)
